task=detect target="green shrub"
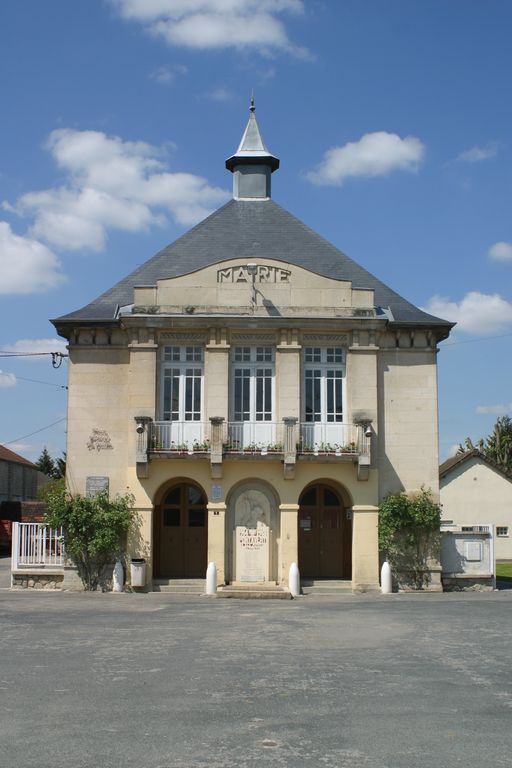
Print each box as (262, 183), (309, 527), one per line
(44, 487), (134, 591)
(379, 488), (441, 589)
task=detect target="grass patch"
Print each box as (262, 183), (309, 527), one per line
(496, 562), (512, 579)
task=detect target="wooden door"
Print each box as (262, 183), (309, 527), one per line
(298, 484), (351, 579)
(157, 484), (207, 577)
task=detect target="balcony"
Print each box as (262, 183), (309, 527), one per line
(136, 417), (371, 480)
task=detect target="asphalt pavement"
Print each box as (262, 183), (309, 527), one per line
(1, 587), (512, 768)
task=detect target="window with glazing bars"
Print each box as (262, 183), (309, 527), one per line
(232, 347), (274, 421)
(162, 346), (203, 421)
(304, 347), (345, 423)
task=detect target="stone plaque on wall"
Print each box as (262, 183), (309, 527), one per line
(234, 489), (271, 582)
(86, 476), (109, 498)
(236, 524), (269, 582)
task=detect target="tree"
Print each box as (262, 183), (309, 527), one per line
(44, 487), (134, 591)
(379, 488), (441, 589)
(458, 416), (512, 473)
(35, 448), (66, 479)
(55, 453), (66, 479)
(35, 447), (56, 477)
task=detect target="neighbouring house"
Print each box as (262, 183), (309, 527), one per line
(440, 450), (512, 561)
(51, 102), (452, 593)
(0, 445), (47, 550)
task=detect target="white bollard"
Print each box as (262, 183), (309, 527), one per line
(289, 562), (301, 597)
(381, 560), (392, 594)
(113, 559), (124, 592)
(206, 561), (217, 595)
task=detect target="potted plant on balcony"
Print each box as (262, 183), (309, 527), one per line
(192, 439), (210, 453)
(223, 439), (240, 453)
(170, 441), (188, 454)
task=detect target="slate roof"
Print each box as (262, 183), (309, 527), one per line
(53, 197), (452, 329)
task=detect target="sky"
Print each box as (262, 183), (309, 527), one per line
(1, 0), (511, 464)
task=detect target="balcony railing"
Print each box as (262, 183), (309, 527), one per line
(149, 421), (210, 453)
(144, 419), (370, 457)
(298, 422), (370, 456)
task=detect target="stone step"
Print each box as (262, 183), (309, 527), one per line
(152, 579), (204, 594)
(217, 585), (292, 600)
(301, 580), (353, 595)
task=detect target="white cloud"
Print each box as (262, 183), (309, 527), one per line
(306, 132), (425, 186)
(208, 86), (233, 102)
(0, 371), (17, 388)
(457, 143), (498, 163)
(110, 0), (308, 57)
(11, 128), (229, 251)
(7, 442), (34, 454)
(476, 403), (512, 415)
(423, 292), (512, 335)
(3, 338), (68, 356)
(488, 241), (512, 262)
(149, 64), (188, 83)
(0, 221), (65, 294)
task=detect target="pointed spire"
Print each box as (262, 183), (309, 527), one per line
(226, 98), (280, 172)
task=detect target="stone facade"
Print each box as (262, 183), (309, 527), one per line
(53, 105), (451, 593)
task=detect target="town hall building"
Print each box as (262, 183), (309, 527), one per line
(53, 103), (452, 593)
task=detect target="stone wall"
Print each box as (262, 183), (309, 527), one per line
(12, 571), (64, 589)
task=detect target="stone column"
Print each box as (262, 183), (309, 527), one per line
(205, 328), (230, 421)
(279, 504), (299, 586)
(207, 503), (226, 585)
(352, 504), (380, 591)
(128, 331), (158, 475)
(276, 331), (301, 420)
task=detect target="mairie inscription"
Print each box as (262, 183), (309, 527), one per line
(217, 265), (291, 284)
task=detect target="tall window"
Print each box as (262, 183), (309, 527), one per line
(303, 347), (345, 423)
(161, 346), (203, 421)
(231, 347), (274, 422)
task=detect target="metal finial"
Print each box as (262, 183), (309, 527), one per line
(250, 90), (255, 112)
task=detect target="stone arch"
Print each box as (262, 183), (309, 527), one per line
(225, 479), (280, 584)
(297, 478), (353, 580)
(153, 477), (208, 579)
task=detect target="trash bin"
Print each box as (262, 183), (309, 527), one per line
(130, 558), (146, 587)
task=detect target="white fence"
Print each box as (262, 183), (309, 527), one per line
(11, 522), (64, 570)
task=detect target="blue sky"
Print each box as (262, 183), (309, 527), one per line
(1, 0), (511, 463)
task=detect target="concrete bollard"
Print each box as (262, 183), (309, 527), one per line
(113, 559), (124, 592)
(381, 560), (392, 594)
(289, 562), (301, 597)
(206, 561), (217, 595)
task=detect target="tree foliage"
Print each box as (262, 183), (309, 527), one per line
(44, 487), (134, 591)
(379, 488), (441, 589)
(35, 447), (66, 479)
(458, 416), (512, 473)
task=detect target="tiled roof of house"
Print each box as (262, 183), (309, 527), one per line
(53, 198), (453, 330)
(0, 445), (37, 468)
(440, 449), (512, 482)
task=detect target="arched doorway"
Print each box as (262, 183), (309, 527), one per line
(298, 483), (352, 579)
(154, 482), (207, 578)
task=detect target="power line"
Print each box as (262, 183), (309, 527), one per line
(0, 351), (68, 357)
(3, 417), (67, 446)
(0, 351), (68, 368)
(442, 331), (512, 347)
(9, 375), (68, 390)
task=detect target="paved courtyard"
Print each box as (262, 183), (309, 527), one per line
(1, 580), (512, 768)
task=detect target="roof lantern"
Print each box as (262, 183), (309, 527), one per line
(226, 97), (279, 200)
